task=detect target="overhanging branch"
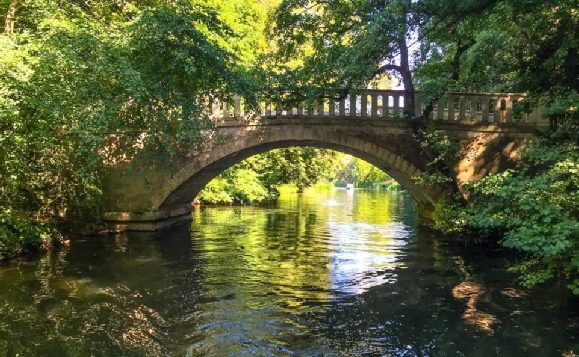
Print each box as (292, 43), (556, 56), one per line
(372, 64), (403, 78)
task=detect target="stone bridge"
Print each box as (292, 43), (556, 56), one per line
(102, 90), (547, 231)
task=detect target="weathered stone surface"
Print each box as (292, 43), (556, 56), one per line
(102, 117), (543, 231)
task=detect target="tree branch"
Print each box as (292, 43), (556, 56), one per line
(373, 64), (403, 78)
(451, 40), (474, 81)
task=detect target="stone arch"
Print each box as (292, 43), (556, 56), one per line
(157, 123), (443, 212)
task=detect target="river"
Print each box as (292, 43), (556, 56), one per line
(0, 189), (577, 356)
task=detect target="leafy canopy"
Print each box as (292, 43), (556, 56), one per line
(0, 0), (267, 257)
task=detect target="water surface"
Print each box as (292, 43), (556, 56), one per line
(0, 189), (577, 356)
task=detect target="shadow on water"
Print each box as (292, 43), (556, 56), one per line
(0, 189), (577, 356)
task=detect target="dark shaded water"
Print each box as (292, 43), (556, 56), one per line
(0, 190), (577, 356)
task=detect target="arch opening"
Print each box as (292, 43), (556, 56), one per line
(159, 140), (439, 214)
(194, 146), (407, 205)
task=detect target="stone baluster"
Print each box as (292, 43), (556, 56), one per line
(371, 93), (379, 117)
(464, 98), (472, 121)
(339, 97), (346, 116)
(447, 95), (456, 121)
(493, 97), (501, 122)
(329, 99), (337, 116)
(191, 91), (543, 123)
(233, 96), (241, 118)
(393, 94), (401, 117)
(361, 92), (368, 116)
(384, 94), (391, 118)
(211, 98), (220, 119)
(458, 96), (466, 121)
(475, 96), (490, 123)
(222, 100), (230, 119)
(349, 94), (357, 116)
(505, 96), (513, 122)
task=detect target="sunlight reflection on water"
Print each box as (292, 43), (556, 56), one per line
(328, 221), (409, 294)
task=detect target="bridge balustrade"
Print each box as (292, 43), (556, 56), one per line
(207, 90), (546, 126)
(430, 92), (544, 124)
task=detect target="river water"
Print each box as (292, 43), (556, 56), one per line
(0, 189), (577, 356)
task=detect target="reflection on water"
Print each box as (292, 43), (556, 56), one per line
(452, 281), (499, 333)
(0, 189), (577, 356)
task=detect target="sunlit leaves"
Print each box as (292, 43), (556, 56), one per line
(197, 148), (342, 203)
(437, 134), (579, 293)
(197, 168), (271, 204)
(268, 0), (413, 96)
(0, 0), (263, 257)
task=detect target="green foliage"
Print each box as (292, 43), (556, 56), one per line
(252, 147), (340, 191)
(412, 129), (457, 186)
(229, 169), (271, 203)
(543, 91), (579, 127)
(268, 0), (577, 121)
(421, 129), (457, 167)
(0, 209), (59, 260)
(436, 131), (579, 293)
(415, 0), (577, 96)
(267, 0), (577, 294)
(197, 147), (339, 204)
(197, 149), (398, 204)
(196, 178), (235, 204)
(0, 0), (262, 256)
(267, 0), (416, 101)
(1, 0), (577, 302)
(415, 1), (578, 293)
(197, 168), (272, 204)
(432, 195), (468, 235)
(334, 155), (394, 189)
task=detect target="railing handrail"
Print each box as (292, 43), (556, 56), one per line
(257, 89), (528, 95)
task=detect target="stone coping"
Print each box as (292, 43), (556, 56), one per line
(103, 204), (192, 223)
(214, 116), (549, 130)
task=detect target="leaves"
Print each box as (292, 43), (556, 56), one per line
(436, 133), (579, 293)
(0, 0), (263, 256)
(198, 147), (341, 203)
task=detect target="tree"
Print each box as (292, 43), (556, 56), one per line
(334, 155), (392, 189)
(250, 147), (340, 192)
(0, 0), (265, 258)
(268, 0), (420, 113)
(417, 0), (577, 97)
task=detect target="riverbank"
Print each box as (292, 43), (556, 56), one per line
(196, 182), (404, 206)
(0, 212), (63, 261)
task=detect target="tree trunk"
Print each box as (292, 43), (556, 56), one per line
(4, 1), (16, 35)
(398, 37), (415, 117)
(397, 1), (415, 117)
